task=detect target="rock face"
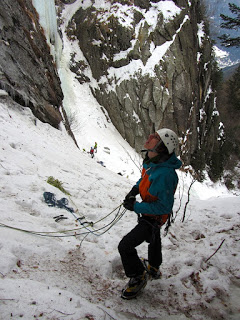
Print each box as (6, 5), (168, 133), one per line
(66, 0), (224, 177)
(0, 0), (224, 179)
(0, 0), (64, 130)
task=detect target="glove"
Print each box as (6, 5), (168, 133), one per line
(124, 186), (139, 202)
(123, 196), (136, 211)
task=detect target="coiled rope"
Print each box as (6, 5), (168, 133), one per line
(0, 176), (127, 247)
(0, 204), (126, 238)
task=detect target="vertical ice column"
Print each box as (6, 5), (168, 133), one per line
(32, 0), (62, 68)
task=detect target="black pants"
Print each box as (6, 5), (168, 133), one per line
(118, 216), (162, 278)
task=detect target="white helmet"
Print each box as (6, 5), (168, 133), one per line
(156, 128), (179, 154)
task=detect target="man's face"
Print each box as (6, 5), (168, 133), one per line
(144, 133), (161, 151)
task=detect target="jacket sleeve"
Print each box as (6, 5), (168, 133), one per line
(134, 171), (177, 215)
(135, 176), (142, 189)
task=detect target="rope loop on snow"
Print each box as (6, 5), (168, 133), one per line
(0, 176), (127, 243)
(0, 203), (126, 238)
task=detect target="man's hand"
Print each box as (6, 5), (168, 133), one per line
(124, 186), (139, 202)
(123, 196), (136, 211)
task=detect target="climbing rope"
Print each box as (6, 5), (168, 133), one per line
(0, 176), (127, 243)
(0, 204), (126, 238)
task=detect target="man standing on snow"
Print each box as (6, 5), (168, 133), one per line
(90, 147), (94, 158)
(118, 128), (182, 299)
(94, 142), (98, 153)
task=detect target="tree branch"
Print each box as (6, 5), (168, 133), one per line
(182, 179), (195, 222)
(205, 239), (225, 263)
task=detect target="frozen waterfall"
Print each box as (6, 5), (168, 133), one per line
(32, 0), (62, 68)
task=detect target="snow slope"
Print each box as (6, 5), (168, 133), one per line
(0, 89), (240, 320)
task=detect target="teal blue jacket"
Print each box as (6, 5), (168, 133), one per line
(134, 153), (182, 216)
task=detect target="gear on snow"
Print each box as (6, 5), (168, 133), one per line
(43, 192), (74, 213)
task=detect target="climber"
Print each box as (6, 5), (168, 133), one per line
(90, 147), (94, 158)
(118, 128), (182, 299)
(94, 142), (98, 153)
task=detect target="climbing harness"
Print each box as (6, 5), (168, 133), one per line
(44, 192), (94, 226)
(44, 192), (74, 213)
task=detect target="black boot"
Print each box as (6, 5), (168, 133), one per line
(121, 271), (148, 299)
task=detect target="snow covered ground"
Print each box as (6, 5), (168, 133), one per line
(0, 1), (239, 319)
(0, 87), (240, 320)
(0, 85), (240, 320)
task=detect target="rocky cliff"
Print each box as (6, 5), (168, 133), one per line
(0, 0), (225, 180)
(63, 0), (224, 179)
(0, 0), (76, 144)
